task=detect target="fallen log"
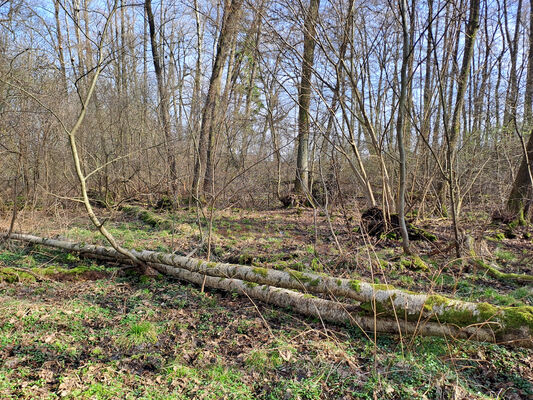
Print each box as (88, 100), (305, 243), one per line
(5, 232), (533, 347)
(473, 259), (533, 283)
(149, 262), (529, 347)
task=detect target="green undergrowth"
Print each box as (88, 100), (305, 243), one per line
(0, 240), (531, 399)
(2, 207), (532, 398)
(0, 246), (109, 283)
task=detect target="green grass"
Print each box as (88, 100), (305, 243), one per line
(1, 210), (532, 400)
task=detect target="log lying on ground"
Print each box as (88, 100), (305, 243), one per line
(464, 236), (533, 283)
(473, 259), (533, 283)
(149, 262), (530, 347)
(5, 232), (533, 347)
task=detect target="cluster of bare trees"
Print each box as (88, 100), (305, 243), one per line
(1, 0), (533, 223)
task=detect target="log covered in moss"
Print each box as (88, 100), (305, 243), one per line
(5, 232), (533, 347)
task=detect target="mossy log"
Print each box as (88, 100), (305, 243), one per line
(465, 236), (533, 283)
(148, 262), (530, 347)
(121, 205), (174, 230)
(5, 232), (533, 347)
(473, 259), (533, 283)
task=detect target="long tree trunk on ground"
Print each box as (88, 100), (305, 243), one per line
(191, 0), (243, 200)
(6, 231), (533, 348)
(294, 0), (320, 196)
(145, 0), (178, 197)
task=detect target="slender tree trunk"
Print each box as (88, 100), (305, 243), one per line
(145, 0), (178, 196)
(191, 0), (243, 199)
(448, 0), (480, 160)
(509, 11), (533, 223)
(294, 0), (320, 196)
(396, 0), (411, 254)
(437, 0), (480, 211)
(53, 0), (68, 94)
(524, 0), (533, 126)
(190, 0), (204, 193)
(503, 0), (523, 130)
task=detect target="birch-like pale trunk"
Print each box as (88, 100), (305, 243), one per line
(6, 232), (533, 348)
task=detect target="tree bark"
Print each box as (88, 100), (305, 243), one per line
(507, 130), (533, 221)
(6, 232), (533, 348)
(53, 0), (68, 94)
(502, 0), (523, 130)
(145, 0), (178, 196)
(448, 0), (480, 160)
(191, 0), (243, 199)
(524, 0), (533, 126)
(396, 0), (411, 254)
(294, 0), (320, 196)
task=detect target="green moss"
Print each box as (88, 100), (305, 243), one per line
(413, 256), (430, 271)
(502, 306), (533, 331)
(439, 308), (475, 326)
(493, 232), (506, 241)
(252, 267), (268, 278)
(336, 279), (342, 287)
(475, 302), (500, 321)
(35, 266), (92, 276)
(400, 256), (429, 271)
(288, 270), (319, 286)
(424, 295), (450, 310)
(122, 205), (173, 230)
(359, 301), (387, 314)
(0, 268), (36, 283)
(244, 281), (258, 288)
(309, 278), (320, 286)
(370, 283), (394, 291)
(206, 262), (217, 269)
(349, 280), (361, 292)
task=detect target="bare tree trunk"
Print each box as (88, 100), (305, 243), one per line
(294, 0), (320, 196)
(324, 0), (376, 207)
(190, 0), (204, 193)
(503, 0), (523, 130)
(437, 0), (480, 228)
(507, 131), (533, 221)
(524, 0), (533, 126)
(145, 0), (178, 197)
(448, 0), (480, 164)
(53, 0), (68, 94)
(191, 0), (243, 199)
(396, 0), (411, 254)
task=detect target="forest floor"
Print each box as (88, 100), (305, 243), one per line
(0, 206), (532, 399)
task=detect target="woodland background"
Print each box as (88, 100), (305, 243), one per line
(0, 0), (531, 228)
